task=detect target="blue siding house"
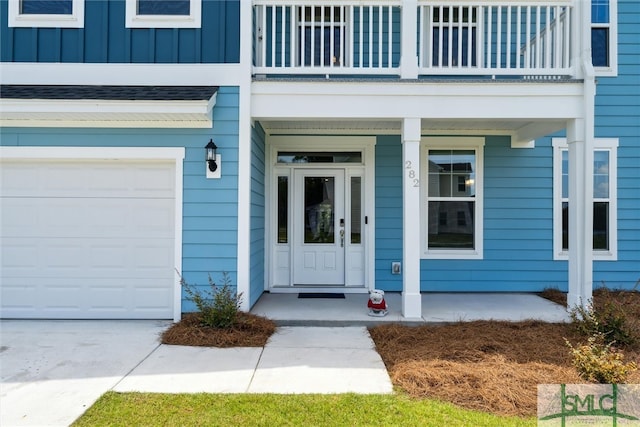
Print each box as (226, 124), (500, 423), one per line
(1, 0), (638, 320)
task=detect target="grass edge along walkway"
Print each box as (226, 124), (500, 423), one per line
(73, 392), (535, 427)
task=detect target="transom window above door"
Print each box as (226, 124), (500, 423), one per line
(277, 151), (362, 164)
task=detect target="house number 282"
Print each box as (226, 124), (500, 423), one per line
(405, 161), (419, 187)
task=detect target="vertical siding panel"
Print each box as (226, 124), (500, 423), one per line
(172, 29), (179, 62)
(149, 29), (156, 62)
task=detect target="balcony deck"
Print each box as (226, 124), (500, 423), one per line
(253, 0), (576, 79)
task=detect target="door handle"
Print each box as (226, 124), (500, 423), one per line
(340, 229), (345, 247)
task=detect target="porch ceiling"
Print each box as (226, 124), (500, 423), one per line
(259, 118), (567, 144)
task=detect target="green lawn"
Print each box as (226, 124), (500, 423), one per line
(73, 392), (535, 427)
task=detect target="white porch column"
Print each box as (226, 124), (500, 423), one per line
(402, 118), (422, 319)
(566, 118), (594, 309)
(237, 0), (253, 311)
(400, 0), (418, 79)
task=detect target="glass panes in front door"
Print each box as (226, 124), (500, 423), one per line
(304, 177), (335, 243)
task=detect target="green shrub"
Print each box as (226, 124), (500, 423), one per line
(181, 272), (243, 329)
(569, 290), (636, 347)
(566, 334), (637, 384)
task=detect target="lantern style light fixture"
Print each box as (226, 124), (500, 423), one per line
(205, 139), (221, 179)
(205, 139), (218, 172)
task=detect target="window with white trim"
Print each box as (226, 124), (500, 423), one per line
(552, 138), (618, 260)
(591, 0), (618, 76)
(422, 137), (484, 259)
(126, 0), (201, 28)
(8, 0), (85, 28)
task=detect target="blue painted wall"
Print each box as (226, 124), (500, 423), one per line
(250, 122), (266, 307)
(374, 130), (639, 293)
(0, 86), (241, 312)
(0, 0), (239, 63)
(589, 0), (640, 290)
(374, 135), (403, 291)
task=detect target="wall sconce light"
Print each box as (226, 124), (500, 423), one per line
(205, 139), (221, 179)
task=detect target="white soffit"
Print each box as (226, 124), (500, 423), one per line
(0, 92), (217, 128)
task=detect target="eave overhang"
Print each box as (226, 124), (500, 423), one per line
(0, 85), (218, 128)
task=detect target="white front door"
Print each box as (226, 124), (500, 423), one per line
(293, 169), (345, 285)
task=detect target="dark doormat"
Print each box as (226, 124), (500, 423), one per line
(298, 293), (345, 299)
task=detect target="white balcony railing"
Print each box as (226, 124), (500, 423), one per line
(253, 1), (402, 75)
(253, 0), (575, 77)
(419, 1), (573, 76)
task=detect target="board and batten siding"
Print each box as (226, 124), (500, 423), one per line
(0, 0), (240, 63)
(249, 122), (266, 306)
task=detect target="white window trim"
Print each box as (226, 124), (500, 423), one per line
(126, 0), (201, 28)
(421, 137), (485, 260)
(552, 137), (618, 261)
(8, 0), (85, 28)
(593, 0), (618, 76)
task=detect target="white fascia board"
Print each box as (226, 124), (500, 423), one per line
(0, 97), (215, 128)
(251, 81), (584, 121)
(0, 63), (242, 86)
(252, 80), (584, 98)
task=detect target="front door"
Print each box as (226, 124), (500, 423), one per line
(293, 169), (345, 285)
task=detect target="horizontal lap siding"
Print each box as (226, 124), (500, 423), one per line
(250, 123), (266, 307)
(375, 136), (403, 291)
(0, 86), (241, 311)
(423, 136), (563, 292)
(0, 0), (239, 63)
(181, 87), (239, 310)
(591, 0), (640, 290)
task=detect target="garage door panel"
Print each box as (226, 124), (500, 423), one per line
(1, 161), (175, 198)
(2, 237), (174, 278)
(1, 276), (174, 319)
(1, 158), (177, 319)
(2, 199), (174, 239)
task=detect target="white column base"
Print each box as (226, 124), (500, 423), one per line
(402, 291), (423, 319)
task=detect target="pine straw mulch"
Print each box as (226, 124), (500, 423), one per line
(368, 290), (640, 418)
(159, 290), (639, 418)
(161, 312), (277, 347)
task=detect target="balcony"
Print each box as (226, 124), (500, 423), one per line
(253, 0), (575, 78)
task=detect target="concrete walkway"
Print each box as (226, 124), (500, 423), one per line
(1, 322), (391, 427)
(115, 326), (392, 394)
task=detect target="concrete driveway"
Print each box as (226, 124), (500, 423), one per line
(0, 320), (168, 427)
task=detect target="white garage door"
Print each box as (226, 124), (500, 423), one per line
(1, 158), (177, 319)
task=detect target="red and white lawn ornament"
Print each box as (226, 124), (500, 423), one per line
(367, 289), (388, 317)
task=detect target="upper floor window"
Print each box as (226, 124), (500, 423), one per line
(126, 0), (201, 28)
(592, 0), (618, 75)
(421, 137), (485, 259)
(8, 0), (84, 28)
(552, 138), (618, 261)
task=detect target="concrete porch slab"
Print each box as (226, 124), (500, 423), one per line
(250, 292), (569, 325)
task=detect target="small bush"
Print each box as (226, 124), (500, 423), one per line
(569, 290), (636, 347)
(566, 334), (637, 384)
(181, 272), (243, 329)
